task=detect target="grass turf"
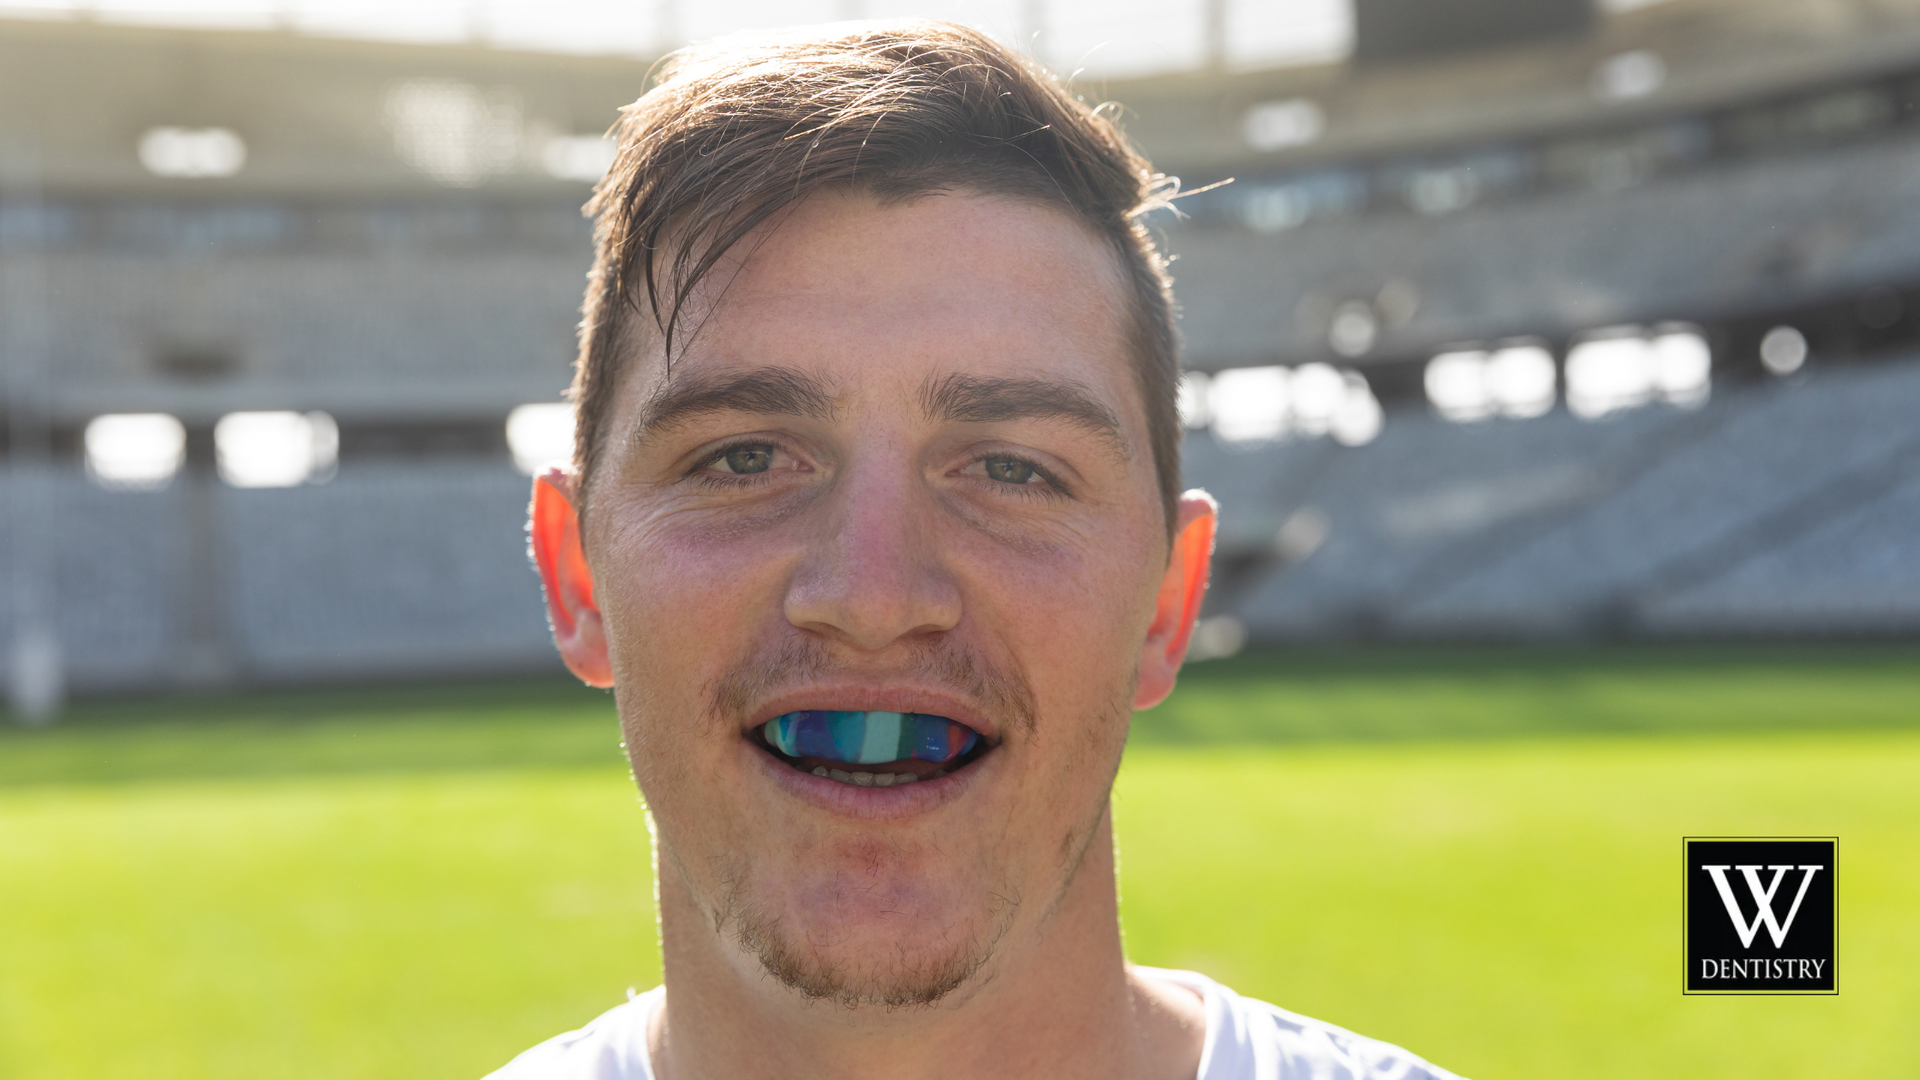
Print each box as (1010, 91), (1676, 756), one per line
(2, 646), (1916, 1078)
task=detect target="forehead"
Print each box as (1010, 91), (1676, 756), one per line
(643, 188), (1140, 403)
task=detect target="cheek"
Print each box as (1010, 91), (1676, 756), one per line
(965, 526), (1159, 654)
(590, 508), (802, 782)
(951, 525), (1159, 762)
(595, 506), (795, 664)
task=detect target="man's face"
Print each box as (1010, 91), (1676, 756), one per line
(580, 189), (1177, 1006)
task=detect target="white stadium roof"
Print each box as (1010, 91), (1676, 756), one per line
(0, 0), (1671, 77)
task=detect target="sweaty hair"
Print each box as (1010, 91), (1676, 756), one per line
(569, 20), (1184, 532)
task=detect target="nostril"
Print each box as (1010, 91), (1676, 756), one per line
(780, 535), (965, 650)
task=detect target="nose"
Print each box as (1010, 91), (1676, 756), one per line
(782, 455), (961, 651)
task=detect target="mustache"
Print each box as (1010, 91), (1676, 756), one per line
(705, 635), (1035, 737)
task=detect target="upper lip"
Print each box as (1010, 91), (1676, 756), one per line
(745, 684), (1002, 744)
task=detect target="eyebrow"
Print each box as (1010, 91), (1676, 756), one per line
(919, 373), (1128, 456)
(632, 365), (839, 438)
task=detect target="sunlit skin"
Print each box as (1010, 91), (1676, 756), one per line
(531, 189), (1217, 1080)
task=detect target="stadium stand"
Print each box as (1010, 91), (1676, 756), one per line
(1400, 358), (1920, 635)
(1220, 354), (1920, 640)
(0, 462), (556, 691)
(1206, 399), (1704, 638)
(1644, 467), (1920, 635)
(30, 210), (584, 419)
(8, 0), (1920, 705)
(222, 462), (556, 681)
(2, 470), (180, 688)
(1169, 131), (1920, 369)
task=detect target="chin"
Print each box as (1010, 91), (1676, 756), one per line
(725, 843), (1018, 1010)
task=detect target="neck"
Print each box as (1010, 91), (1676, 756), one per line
(648, 808), (1203, 1080)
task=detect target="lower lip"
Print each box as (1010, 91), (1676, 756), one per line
(745, 739), (989, 819)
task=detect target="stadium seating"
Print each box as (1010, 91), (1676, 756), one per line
(1206, 401), (1703, 638)
(1643, 469), (1920, 636)
(1216, 353), (1920, 641)
(222, 462), (558, 680)
(6, 355), (1919, 700)
(36, 228), (583, 405)
(0, 470), (180, 688)
(1170, 133), (1920, 368)
(0, 461), (558, 692)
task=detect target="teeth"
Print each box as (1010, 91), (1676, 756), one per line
(806, 766), (927, 786)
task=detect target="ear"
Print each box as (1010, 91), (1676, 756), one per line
(529, 470), (613, 688)
(1134, 489), (1218, 710)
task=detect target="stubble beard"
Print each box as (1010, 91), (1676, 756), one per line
(720, 878), (1017, 1010)
(690, 635), (1064, 1010)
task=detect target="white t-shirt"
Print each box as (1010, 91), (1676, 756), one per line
(485, 967), (1464, 1080)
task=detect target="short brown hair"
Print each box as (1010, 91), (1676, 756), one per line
(570, 20), (1183, 531)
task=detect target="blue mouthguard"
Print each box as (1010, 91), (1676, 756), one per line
(763, 710), (980, 766)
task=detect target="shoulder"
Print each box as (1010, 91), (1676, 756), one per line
(1136, 968), (1467, 1080)
(481, 989), (658, 1080)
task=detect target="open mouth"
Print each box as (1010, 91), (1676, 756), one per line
(754, 709), (990, 787)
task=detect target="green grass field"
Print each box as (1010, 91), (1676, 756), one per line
(2, 645), (1917, 1079)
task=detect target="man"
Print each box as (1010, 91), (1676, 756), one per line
(504, 20), (1462, 1080)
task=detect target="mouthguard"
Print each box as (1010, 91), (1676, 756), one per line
(763, 710), (980, 766)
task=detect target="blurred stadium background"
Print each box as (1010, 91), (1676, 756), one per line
(8, 0), (1920, 717)
(3, 2), (1919, 1078)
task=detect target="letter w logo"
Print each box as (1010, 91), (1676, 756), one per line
(1701, 864), (1824, 948)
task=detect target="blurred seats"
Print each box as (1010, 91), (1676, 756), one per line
(1201, 353), (1920, 640)
(0, 462), (556, 692)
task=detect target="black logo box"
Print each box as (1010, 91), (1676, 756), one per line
(1684, 837), (1836, 995)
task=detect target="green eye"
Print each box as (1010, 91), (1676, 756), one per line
(982, 456), (1036, 484)
(719, 445), (774, 474)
